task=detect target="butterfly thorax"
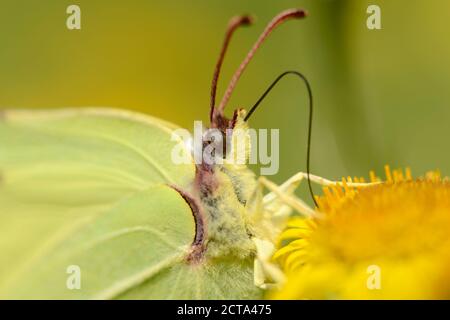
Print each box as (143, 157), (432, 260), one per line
(186, 109), (261, 262)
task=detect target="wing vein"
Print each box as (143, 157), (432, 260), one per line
(79, 226), (182, 251)
(94, 251), (184, 300)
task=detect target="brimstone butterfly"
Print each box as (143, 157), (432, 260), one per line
(0, 8), (319, 299)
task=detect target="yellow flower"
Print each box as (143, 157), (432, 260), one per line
(272, 166), (450, 299)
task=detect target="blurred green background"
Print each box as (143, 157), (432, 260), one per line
(1, 0), (449, 200)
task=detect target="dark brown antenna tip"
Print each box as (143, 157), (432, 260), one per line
(231, 15), (254, 26)
(213, 8), (308, 122)
(209, 14), (254, 124)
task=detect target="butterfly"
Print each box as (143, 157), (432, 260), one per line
(0, 8), (345, 299)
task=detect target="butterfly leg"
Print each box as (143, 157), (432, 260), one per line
(258, 176), (317, 217)
(261, 172), (378, 214)
(249, 175), (314, 289)
(250, 173), (377, 289)
(267, 171), (377, 196)
(252, 238), (286, 290)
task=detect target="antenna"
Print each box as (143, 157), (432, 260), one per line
(245, 71), (318, 207)
(212, 9), (307, 124)
(209, 15), (253, 123)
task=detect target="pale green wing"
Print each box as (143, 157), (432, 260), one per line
(0, 108), (196, 298)
(0, 185), (195, 299)
(1, 182), (258, 299)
